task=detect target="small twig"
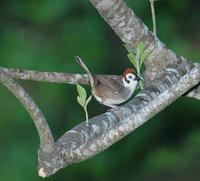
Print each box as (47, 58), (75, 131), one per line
(150, 0), (157, 36)
(0, 68), (55, 152)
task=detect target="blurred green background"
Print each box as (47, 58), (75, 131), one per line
(0, 0), (199, 181)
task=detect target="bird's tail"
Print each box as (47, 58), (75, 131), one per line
(75, 56), (94, 86)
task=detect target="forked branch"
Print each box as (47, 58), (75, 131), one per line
(0, 68), (55, 152)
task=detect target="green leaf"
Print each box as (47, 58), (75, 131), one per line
(137, 42), (145, 53)
(137, 42), (145, 54)
(124, 44), (138, 69)
(127, 53), (137, 68)
(140, 50), (152, 67)
(124, 42), (150, 76)
(85, 95), (92, 106)
(77, 96), (85, 107)
(136, 42), (145, 63)
(76, 84), (87, 102)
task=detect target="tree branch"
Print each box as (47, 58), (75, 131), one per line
(89, 0), (194, 80)
(0, 68), (55, 152)
(38, 64), (200, 177)
(1, 66), (120, 85)
(1, 67), (89, 85)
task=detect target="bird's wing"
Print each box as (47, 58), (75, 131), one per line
(95, 75), (124, 94)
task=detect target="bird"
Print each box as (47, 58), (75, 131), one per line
(75, 56), (141, 109)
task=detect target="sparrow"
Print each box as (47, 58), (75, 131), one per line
(75, 56), (141, 108)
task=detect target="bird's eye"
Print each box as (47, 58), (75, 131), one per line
(128, 75), (132, 79)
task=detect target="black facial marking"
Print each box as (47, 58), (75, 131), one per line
(125, 77), (130, 83)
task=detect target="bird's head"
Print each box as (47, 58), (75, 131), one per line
(122, 68), (141, 89)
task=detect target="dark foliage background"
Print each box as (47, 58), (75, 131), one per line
(0, 0), (199, 180)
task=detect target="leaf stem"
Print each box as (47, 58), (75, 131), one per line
(84, 106), (89, 123)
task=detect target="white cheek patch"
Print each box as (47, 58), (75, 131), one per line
(123, 76), (138, 91)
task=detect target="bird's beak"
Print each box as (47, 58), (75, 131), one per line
(135, 74), (142, 81)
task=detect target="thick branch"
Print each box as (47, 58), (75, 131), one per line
(0, 68), (55, 152)
(89, 0), (194, 80)
(38, 64), (200, 177)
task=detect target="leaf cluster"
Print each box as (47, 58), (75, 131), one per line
(124, 42), (151, 75)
